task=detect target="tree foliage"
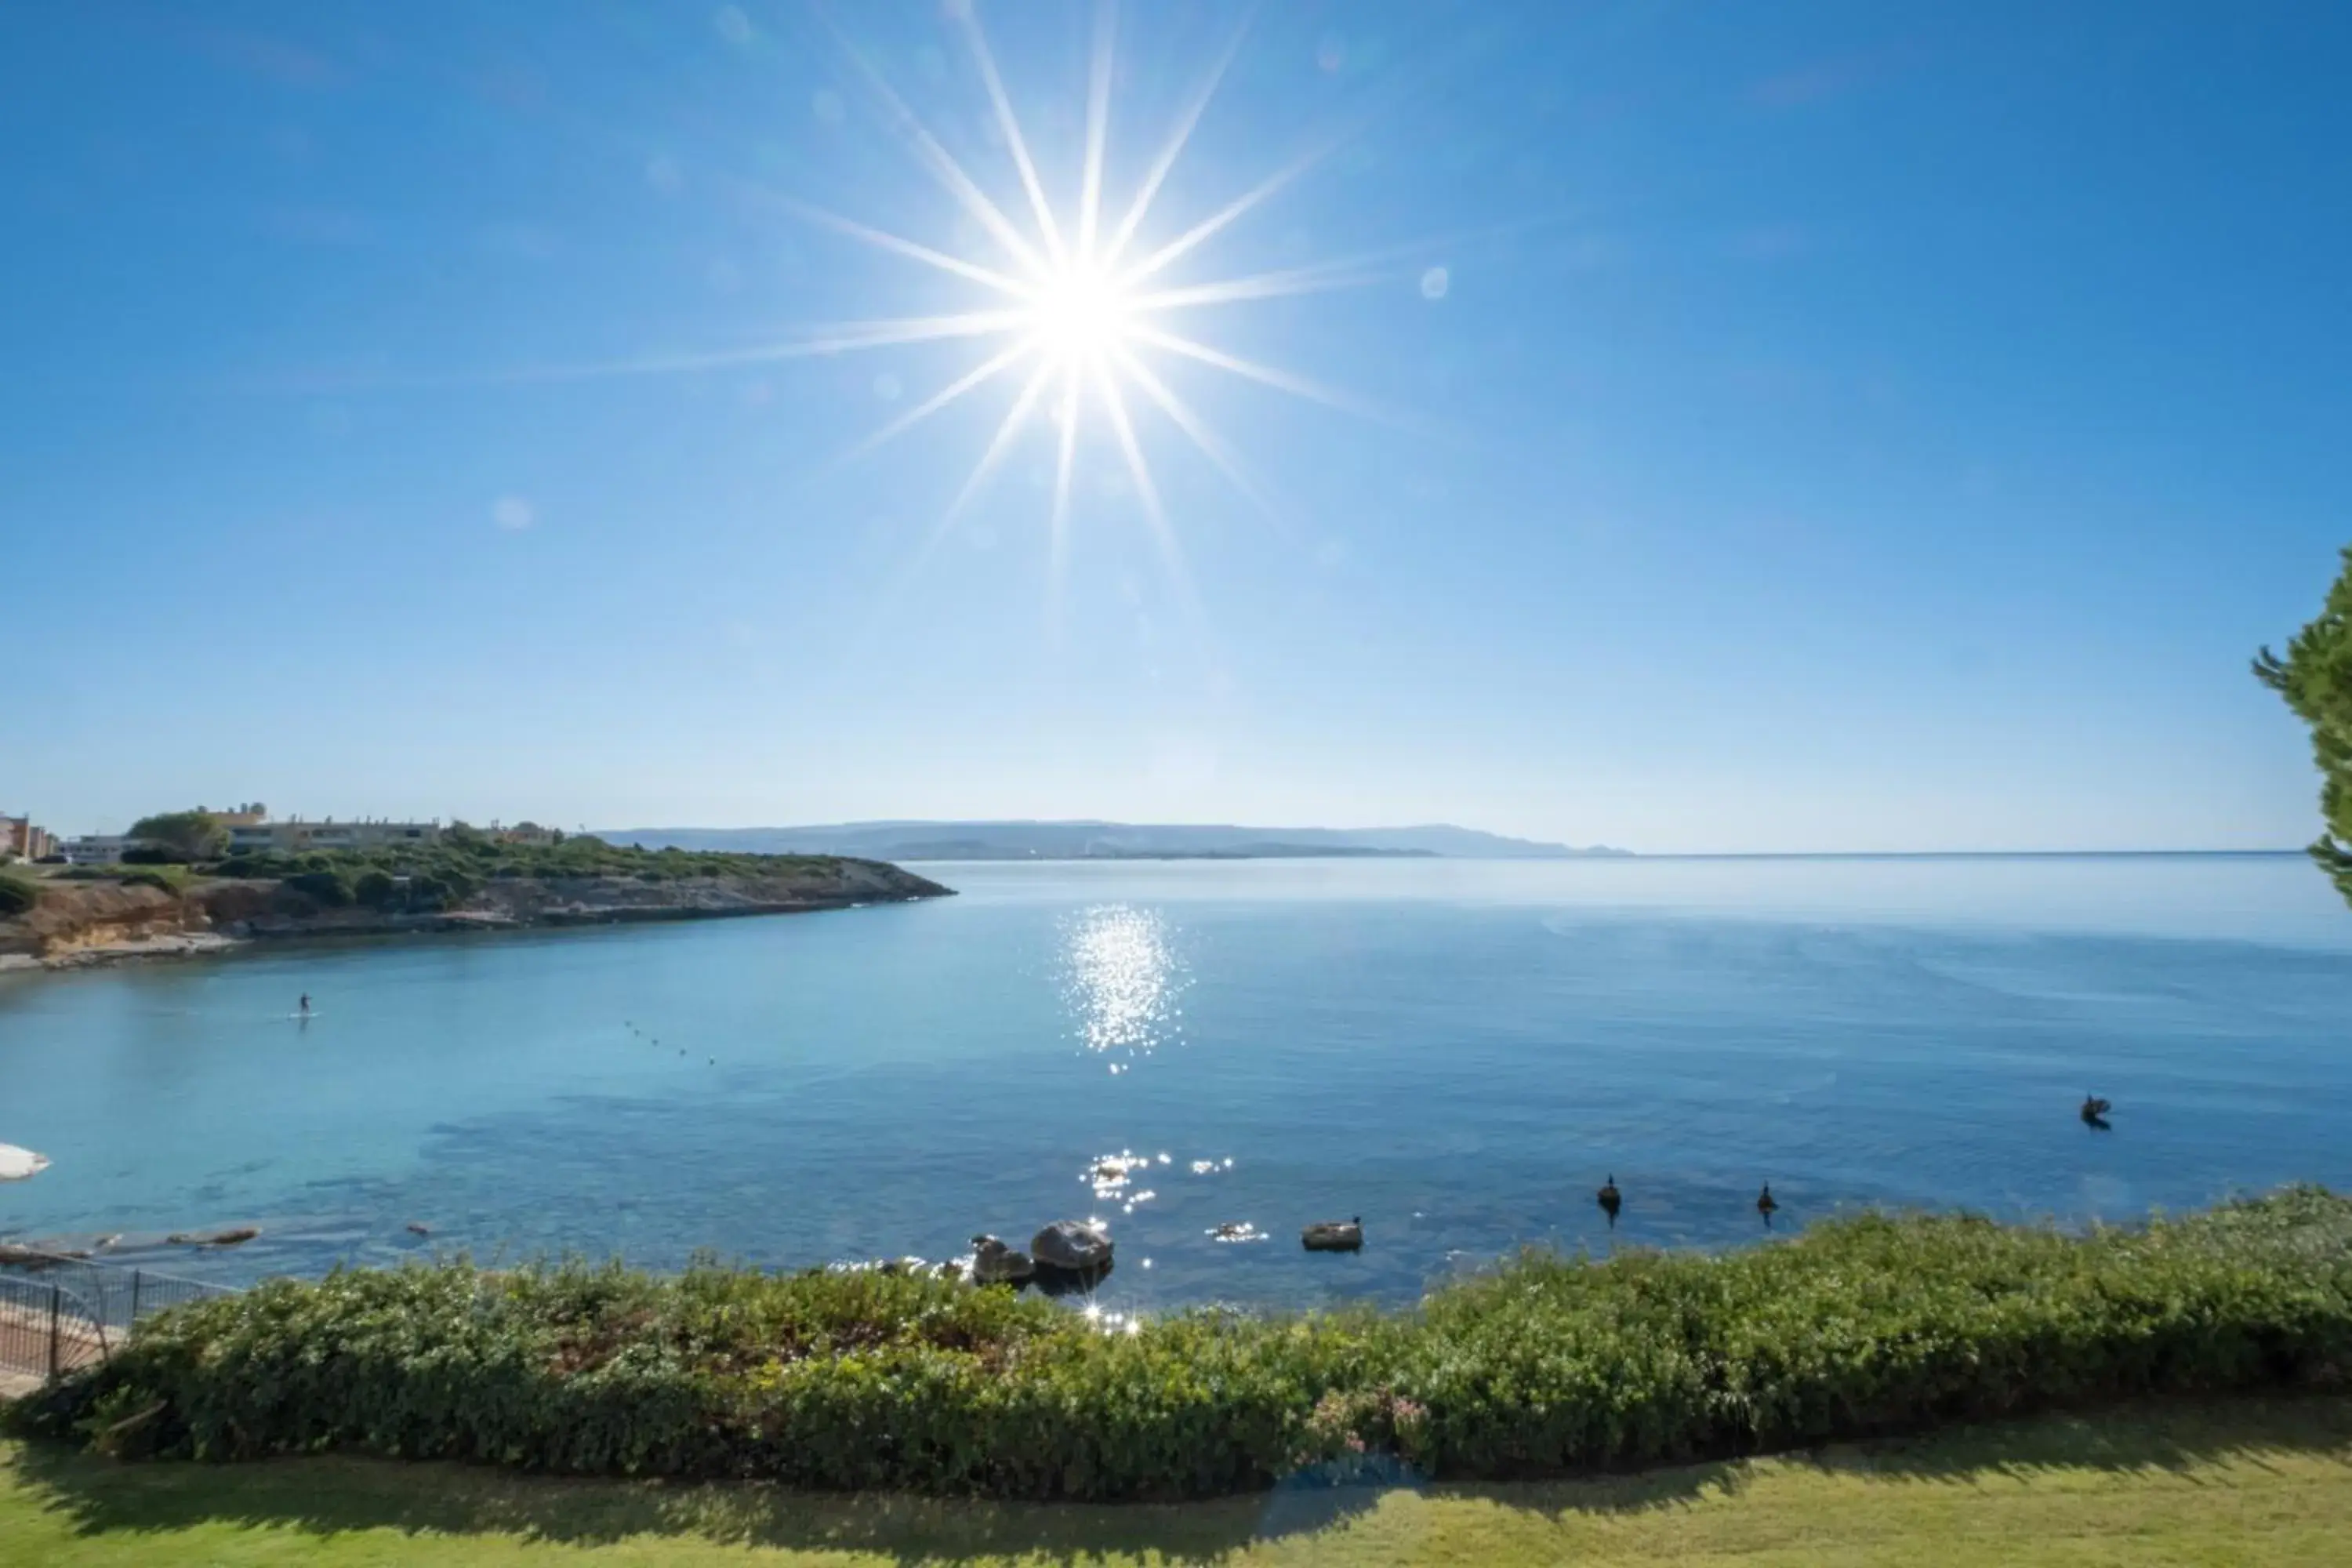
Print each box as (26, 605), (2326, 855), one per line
(2255, 546), (2352, 905)
(128, 810), (229, 864)
(0, 871), (37, 917)
(205, 830), (858, 913)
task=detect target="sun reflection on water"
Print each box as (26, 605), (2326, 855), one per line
(1060, 905), (1187, 1065)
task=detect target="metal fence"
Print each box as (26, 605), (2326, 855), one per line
(0, 1253), (234, 1387)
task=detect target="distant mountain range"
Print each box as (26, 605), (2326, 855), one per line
(599, 821), (1632, 862)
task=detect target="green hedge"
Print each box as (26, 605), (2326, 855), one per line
(14, 1190), (2352, 1498)
(281, 869), (354, 907)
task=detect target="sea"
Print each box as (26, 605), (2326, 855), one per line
(2, 854), (2349, 1313)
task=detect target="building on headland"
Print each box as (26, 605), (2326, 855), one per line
(227, 817), (443, 854)
(61, 835), (127, 866)
(2, 815), (56, 862)
(492, 822), (561, 848)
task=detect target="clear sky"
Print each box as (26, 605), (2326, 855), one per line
(5, 1), (2347, 852)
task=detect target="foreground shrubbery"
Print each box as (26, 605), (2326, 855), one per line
(14, 1190), (2352, 1499)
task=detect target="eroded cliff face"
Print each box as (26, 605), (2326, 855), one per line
(0, 859), (951, 965)
(0, 880), (203, 960)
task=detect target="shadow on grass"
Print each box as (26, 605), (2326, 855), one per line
(8, 1396), (2350, 1564)
(1424, 1395), (2352, 1523)
(3, 1442), (1417, 1565)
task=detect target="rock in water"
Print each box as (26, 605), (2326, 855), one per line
(1301, 1218), (1363, 1252)
(166, 1226), (260, 1247)
(970, 1235), (1035, 1286)
(1031, 1220), (1114, 1272)
(0, 1243), (83, 1266)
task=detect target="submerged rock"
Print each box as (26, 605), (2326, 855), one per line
(1030, 1256), (1114, 1298)
(1032, 1220), (1114, 1272)
(166, 1226), (260, 1247)
(0, 1243), (80, 1268)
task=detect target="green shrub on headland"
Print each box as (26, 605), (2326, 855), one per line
(198, 827), (868, 913)
(0, 870), (38, 916)
(15, 1190), (2351, 1499)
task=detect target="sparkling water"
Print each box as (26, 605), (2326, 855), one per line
(2, 854), (2348, 1312)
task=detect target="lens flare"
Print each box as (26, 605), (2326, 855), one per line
(756, 2), (1425, 597)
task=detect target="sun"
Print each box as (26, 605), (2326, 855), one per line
(641, 2), (1414, 595)
(1024, 255), (1138, 371)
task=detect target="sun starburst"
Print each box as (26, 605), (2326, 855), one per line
(786, 0), (1395, 590)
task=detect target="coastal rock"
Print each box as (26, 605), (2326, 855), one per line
(0, 1243), (74, 1268)
(1030, 1255), (1114, 1298)
(1032, 1220), (1113, 1272)
(1301, 1218), (1363, 1253)
(167, 1226), (260, 1247)
(970, 1235), (1034, 1286)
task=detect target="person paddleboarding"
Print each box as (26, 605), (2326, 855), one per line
(297, 993), (312, 1020)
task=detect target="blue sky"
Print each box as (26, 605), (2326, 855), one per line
(4, 1), (2347, 852)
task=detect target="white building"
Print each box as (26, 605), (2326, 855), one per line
(227, 818), (441, 854)
(61, 836), (129, 866)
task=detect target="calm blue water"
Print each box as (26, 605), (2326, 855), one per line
(3, 855), (2350, 1312)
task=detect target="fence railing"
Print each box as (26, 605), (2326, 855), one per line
(0, 1252), (235, 1387)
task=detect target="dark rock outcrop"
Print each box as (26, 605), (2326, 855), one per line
(1031, 1220), (1113, 1272)
(166, 1226), (260, 1247)
(971, 1235), (1034, 1285)
(1301, 1218), (1363, 1252)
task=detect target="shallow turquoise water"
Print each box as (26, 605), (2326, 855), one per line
(2, 855), (2349, 1311)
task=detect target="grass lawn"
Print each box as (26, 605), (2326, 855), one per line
(3, 1396), (2348, 1566)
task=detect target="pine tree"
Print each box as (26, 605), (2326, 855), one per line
(2255, 546), (2352, 905)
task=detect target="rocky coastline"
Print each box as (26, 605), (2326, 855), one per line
(0, 860), (953, 972)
